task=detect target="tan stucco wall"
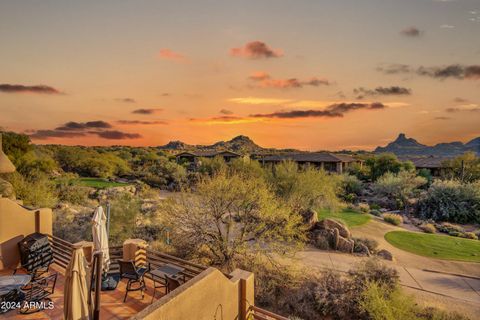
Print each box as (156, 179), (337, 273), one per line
(0, 197), (52, 269)
(132, 267), (254, 320)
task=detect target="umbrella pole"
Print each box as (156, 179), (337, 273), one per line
(106, 202), (111, 239)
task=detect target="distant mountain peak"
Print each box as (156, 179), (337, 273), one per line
(375, 133), (479, 157)
(159, 135), (263, 154)
(392, 133), (424, 147)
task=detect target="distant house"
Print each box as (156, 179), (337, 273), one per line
(401, 155), (451, 176)
(253, 152), (362, 174)
(176, 150), (241, 165)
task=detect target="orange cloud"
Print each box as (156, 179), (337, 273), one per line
(158, 48), (188, 63)
(230, 41), (283, 59)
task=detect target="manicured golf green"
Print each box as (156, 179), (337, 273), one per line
(318, 208), (371, 227)
(385, 231), (480, 263)
(76, 177), (130, 188)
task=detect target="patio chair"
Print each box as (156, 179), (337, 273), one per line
(19, 273), (57, 314)
(166, 275), (182, 293)
(118, 260), (149, 302)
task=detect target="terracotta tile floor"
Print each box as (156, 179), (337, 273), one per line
(1, 264), (166, 319)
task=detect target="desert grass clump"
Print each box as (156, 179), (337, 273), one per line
(383, 213), (403, 226)
(420, 223), (436, 234)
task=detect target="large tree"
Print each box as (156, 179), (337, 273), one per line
(162, 171), (305, 270)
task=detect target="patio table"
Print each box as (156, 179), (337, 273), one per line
(149, 264), (185, 301)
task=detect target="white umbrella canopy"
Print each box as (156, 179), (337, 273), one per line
(92, 206), (110, 273)
(64, 247), (91, 320)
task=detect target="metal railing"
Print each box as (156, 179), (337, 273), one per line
(249, 306), (289, 320)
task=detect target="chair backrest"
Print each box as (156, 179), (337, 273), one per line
(166, 276), (181, 292)
(118, 260), (138, 278)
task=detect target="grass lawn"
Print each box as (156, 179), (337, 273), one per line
(385, 231), (480, 263)
(317, 208), (371, 227)
(75, 177), (130, 189)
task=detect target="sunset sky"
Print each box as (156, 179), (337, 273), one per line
(1, 0), (479, 151)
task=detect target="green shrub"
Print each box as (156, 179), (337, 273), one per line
(370, 209), (381, 217)
(5, 172), (57, 208)
(383, 213), (403, 226)
(353, 237), (379, 253)
(56, 174), (91, 205)
(437, 222), (464, 234)
(340, 174), (363, 196)
(420, 223), (436, 234)
(417, 180), (480, 224)
(373, 171), (426, 211)
(370, 203), (381, 210)
(360, 282), (417, 320)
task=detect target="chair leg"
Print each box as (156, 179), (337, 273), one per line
(124, 280), (130, 303)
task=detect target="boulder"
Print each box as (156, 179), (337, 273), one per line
(318, 219), (351, 239)
(336, 236), (354, 253)
(377, 249), (394, 261)
(301, 208), (318, 229)
(332, 228), (340, 250)
(0, 178), (15, 199)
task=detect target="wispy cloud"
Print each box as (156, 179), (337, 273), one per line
(158, 48), (188, 63)
(132, 108), (163, 114)
(446, 104), (480, 112)
(250, 102), (387, 119)
(29, 120), (142, 140)
(55, 121), (112, 131)
(219, 109), (234, 115)
(0, 84), (63, 95)
(378, 64), (480, 80)
(116, 120), (168, 125)
(93, 130), (142, 139)
(230, 41), (283, 59)
(400, 26), (423, 37)
(115, 98), (136, 103)
(354, 86), (412, 99)
(228, 97), (293, 105)
(248, 71), (330, 89)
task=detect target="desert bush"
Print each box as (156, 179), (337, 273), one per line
(370, 209), (382, 217)
(5, 172), (57, 208)
(420, 223), (436, 234)
(360, 282), (417, 320)
(365, 153), (415, 181)
(436, 222), (464, 234)
(358, 203), (370, 213)
(461, 232), (478, 240)
(383, 213), (403, 226)
(416, 180), (480, 224)
(353, 238), (379, 253)
(374, 171), (427, 212)
(108, 192), (141, 245)
(442, 152), (480, 183)
(340, 174), (363, 196)
(163, 171), (305, 270)
(53, 207), (93, 243)
(56, 174), (91, 205)
(270, 161), (342, 213)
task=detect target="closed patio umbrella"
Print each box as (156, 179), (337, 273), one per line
(64, 247), (91, 320)
(92, 206), (110, 273)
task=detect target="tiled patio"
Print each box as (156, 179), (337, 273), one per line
(0, 263), (166, 320)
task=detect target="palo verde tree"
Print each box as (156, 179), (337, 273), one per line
(162, 171), (305, 271)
